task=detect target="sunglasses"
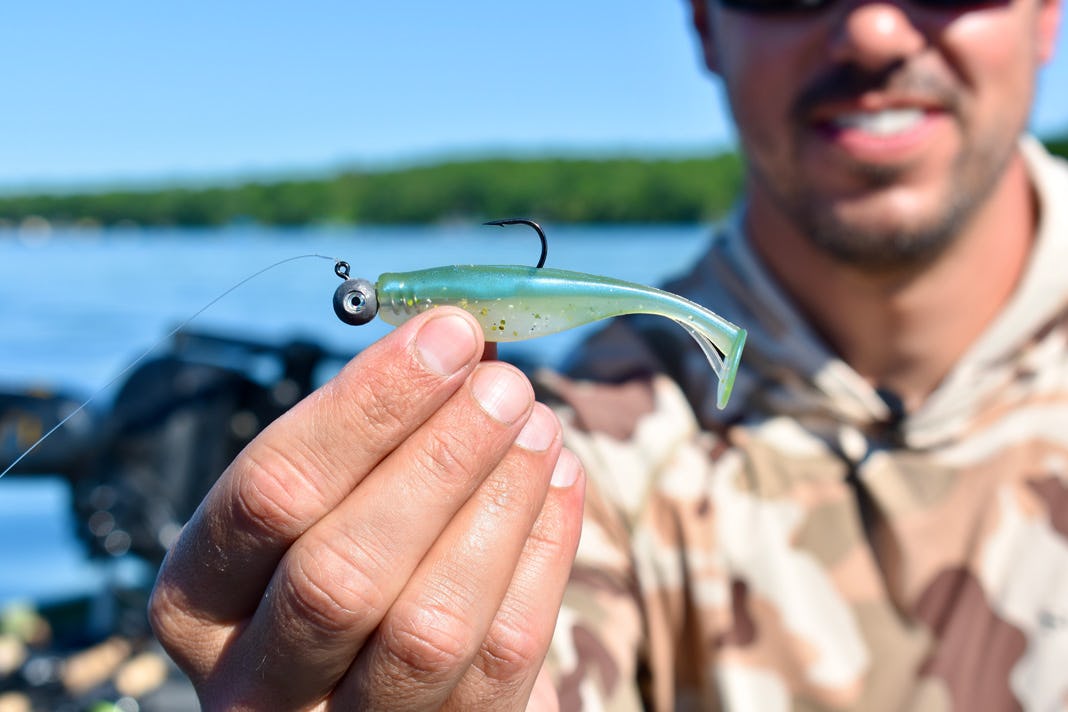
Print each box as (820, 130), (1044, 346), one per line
(718, 0), (1000, 13)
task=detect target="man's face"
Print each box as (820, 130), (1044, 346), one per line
(692, 0), (1061, 269)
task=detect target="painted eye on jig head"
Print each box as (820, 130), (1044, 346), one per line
(331, 219), (747, 408)
(333, 261), (379, 326)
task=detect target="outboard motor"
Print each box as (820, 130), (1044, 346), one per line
(2, 328), (350, 565)
(75, 330), (343, 564)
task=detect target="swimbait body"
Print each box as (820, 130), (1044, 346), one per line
(333, 264), (746, 409)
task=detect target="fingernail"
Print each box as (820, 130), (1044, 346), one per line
(470, 364), (531, 424)
(415, 314), (479, 375)
(550, 449), (581, 488)
(515, 403), (557, 452)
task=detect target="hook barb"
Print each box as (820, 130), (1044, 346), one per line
(484, 218), (547, 269)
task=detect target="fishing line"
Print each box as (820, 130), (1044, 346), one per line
(1, 253), (342, 480)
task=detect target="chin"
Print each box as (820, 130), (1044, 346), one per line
(800, 199), (967, 271)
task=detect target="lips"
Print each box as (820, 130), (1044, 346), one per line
(782, 56), (967, 175)
(803, 96), (952, 164)
(828, 107), (927, 136)
(795, 63), (959, 151)
(809, 92), (946, 130)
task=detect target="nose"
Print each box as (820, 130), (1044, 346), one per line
(828, 1), (927, 70)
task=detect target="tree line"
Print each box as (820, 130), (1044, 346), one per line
(0, 155), (743, 228)
(1, 134), (1065, 228)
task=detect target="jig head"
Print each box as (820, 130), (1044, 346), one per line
(333, 261), (378, 326)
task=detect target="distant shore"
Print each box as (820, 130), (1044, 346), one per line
(0, 153), (741, 230)
(2, 136), (1064, 231)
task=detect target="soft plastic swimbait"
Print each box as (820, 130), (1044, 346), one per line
(332, 219), (746, 409)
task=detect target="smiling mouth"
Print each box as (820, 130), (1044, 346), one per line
(795, 61), (959, 145)
(828, 108), (928, 136)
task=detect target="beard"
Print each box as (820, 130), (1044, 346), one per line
(774, 144), (1013, 272)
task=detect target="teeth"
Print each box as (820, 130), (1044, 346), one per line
(832, 108), (925, 135)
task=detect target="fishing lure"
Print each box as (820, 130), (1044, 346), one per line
(333, 219), (747, 409)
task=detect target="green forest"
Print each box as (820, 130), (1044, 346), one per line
(1, 135), (1065, 227)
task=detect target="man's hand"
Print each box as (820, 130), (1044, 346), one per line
(148, 307), (583, 710)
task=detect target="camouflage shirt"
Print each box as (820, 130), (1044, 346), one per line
(541, 138), (1068, 712)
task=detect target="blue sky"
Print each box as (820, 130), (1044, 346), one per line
(2, 1), (1066, 190)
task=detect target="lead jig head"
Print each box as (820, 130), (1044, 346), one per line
(333, 261), (379, 326)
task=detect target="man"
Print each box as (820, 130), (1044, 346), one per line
(148, 0), (1065, 708)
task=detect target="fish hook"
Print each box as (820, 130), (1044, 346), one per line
(484, 218), (548, 269)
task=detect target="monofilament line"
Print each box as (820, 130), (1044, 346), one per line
(1, 253), (341, 480)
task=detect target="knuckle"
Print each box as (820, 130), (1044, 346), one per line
(282, 542), (388, 637)
(481, 469), (538, 520)
(230, 443), (329, 542)
(331, 363), (426, 441)
(379, 601), (476, 682)
(477, 617), (546, 680)
(146, 582), (212, 677)
(524, 516), (571, 557)
(146, 583), (181, 646)
(413, 428), (484, 488)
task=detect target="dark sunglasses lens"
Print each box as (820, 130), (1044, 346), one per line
(719, 0), (990, 11)
(718, 0), (831, 12)
(913, 0), (1003, 7)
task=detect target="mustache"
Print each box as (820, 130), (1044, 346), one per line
(792, 62), (962, 119)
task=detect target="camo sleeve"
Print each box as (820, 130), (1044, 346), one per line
(539, 370), (726, 711)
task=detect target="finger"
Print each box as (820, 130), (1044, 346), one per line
(149, 310), (483, 666)
(526, 662), (563, 712)
(446, 449), (584, 711)
(333, 404), (570, 710)
(220, 363), (538, 708)
(482, 342), (499, 361)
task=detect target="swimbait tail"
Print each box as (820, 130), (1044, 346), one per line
(333, 221), (746, 408)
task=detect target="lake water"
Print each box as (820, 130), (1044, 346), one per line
(0, 223), (712, 604)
